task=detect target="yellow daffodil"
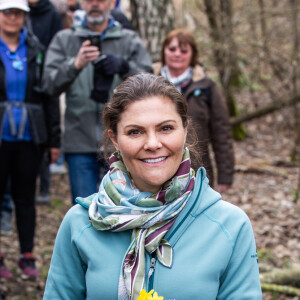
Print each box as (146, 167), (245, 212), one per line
(152, 291), (164, 300)
(137, 289), (164, 300)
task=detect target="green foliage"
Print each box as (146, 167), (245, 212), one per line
(50, 199), (64, 208)
(39, 266), (49, 281)
(237, 60), (262, 91)
(228, 94), (247, 140)
(271, 291), (279, 300)
(291, 189), (299, 203)
(257, 248), (273, 262)
(272, 292), (278, 300)
(47, 198), (68, 213)
(290, 151), (297, 163)
(232, 124), (246, 140)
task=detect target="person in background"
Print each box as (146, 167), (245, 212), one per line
(0, 0), (60, 279)
(111, 0), (132, 31)
(72, 1), (133, 31)
(43, 73), (261, 300)
(65, 0), (80, 28)
(49, 0), (69, 28)
(42, 0), (152, 204)
(154, 29), (235, 193)
(27, 0), (62, 204)
(27, 0), (62, 47)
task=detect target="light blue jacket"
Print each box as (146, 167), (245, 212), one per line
(43, 168), (262, 299)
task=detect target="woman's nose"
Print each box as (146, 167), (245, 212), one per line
(144, 133), (162, 150)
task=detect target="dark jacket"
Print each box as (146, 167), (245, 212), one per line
(154, 63), (234, 186)
(0, 32), (60, 148)
(29, 0), (62, 48)
(111, 9), (133, 30)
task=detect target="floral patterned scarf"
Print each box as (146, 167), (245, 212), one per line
(86, 148), (195, 300)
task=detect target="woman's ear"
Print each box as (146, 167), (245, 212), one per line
(108, 129), (119, 150)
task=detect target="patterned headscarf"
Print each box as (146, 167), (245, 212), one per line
(83, 149), (195, 300)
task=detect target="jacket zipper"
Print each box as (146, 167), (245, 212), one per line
(147, 254), (156, 291)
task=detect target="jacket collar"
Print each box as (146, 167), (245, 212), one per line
(72, 17), (123, 40)
(165, 168), (221, 247)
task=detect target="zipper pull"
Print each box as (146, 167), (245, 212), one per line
(148, 256), (156, 279)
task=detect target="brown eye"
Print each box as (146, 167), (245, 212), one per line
(161, 125), (173, 132)
(168, 47), (177, 52)
(128, 129), (141, 136)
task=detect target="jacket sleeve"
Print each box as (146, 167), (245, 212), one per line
(43, 206), (87, 300)
(217, 217), (262, 300)
(39, 45), (61, 148)
(121, 31), (153, 78)
(42, 31), (82, 98)
(209, 82), (235, 185)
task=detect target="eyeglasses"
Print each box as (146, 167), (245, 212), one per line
(167, 46), (189, 54)
(7, 52), (24, 71)
(2, 9), (25, 17)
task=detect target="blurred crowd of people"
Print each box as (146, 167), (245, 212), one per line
(0, 0), (234, 284)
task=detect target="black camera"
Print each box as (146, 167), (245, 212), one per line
(88, 35), (102, 52)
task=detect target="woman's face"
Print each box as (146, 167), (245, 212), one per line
(0, 9), (25, 36)
(164, 37), (193, 76)
(109, 96), (187, 193)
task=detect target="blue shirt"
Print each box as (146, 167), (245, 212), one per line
(82, 16), (116, 40)
(0, 28), (32, 141)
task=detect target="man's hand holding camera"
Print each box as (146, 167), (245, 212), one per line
(74, 40), (100, 70)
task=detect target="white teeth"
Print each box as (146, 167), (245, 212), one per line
(143, 157), (166, 163)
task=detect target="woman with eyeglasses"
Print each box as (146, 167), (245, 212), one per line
(154, 29), (234, 194)
(0, 0), (60, 279)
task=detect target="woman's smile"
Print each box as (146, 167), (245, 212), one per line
(109, 96), (187, 193)
(140, 156), (168, 165)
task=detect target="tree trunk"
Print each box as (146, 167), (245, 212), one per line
(260, 268), (300, 288)
(203, 0), (246, 140)
(129, 0), (174, 61)
(260, 268), (300, 296)
(288, 0), (300, 201)
(261, 283), (300, 296)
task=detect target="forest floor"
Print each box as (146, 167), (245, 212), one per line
(0, 102), (300, 299)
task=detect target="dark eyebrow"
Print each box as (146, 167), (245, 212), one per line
(124, 120), (177, 130)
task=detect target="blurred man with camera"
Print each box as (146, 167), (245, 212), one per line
(42, 0), (152, 204)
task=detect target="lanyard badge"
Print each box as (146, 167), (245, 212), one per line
(7, 51), (24, 71)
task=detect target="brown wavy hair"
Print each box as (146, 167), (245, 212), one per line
(102, 73), (200, 163)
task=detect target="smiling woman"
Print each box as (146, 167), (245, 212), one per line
(108, 96), (187, 193)
(44, 73), (262, 300)
(154, 29), (235, 194)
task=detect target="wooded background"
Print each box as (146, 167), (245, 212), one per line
(128, 0), (300, 297)
(0, 1), (299, 299)
(129, 0), (299, 142)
